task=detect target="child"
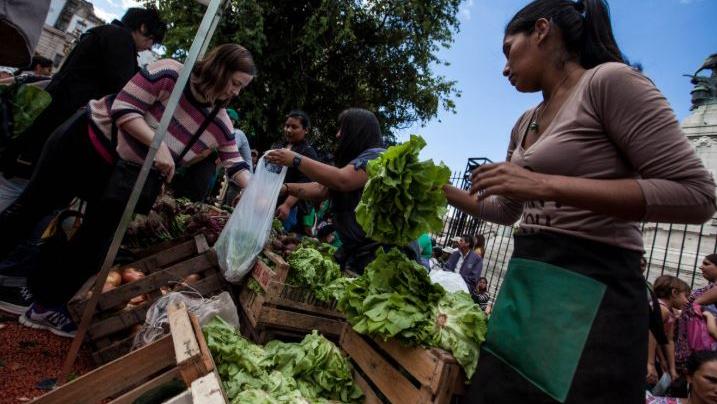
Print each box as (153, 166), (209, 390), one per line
(654, 275), (691, 384)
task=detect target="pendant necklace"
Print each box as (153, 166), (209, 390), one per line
(528, 73), (572, 132)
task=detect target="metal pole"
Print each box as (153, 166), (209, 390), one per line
(58, 0), (225, 385)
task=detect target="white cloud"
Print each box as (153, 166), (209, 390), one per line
(93, 5), (119, 22)
(122, 0), (142, 8)
(459, 0), (474, 21)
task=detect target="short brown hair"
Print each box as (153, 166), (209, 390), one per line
(654, 275), (690, 299)
(191, 44), (256, 105)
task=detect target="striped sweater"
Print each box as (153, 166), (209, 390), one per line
(88, 58), (249, 177)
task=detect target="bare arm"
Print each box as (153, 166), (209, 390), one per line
(695, 288), (717, 306)
(284, 182), (330, 202)
(444, 184), (523, 226)
(265, 149), (368, 192)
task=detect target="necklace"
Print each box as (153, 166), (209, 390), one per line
(528, 72), (572, 132)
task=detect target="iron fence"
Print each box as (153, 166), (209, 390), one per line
(435, 160), (717, 301)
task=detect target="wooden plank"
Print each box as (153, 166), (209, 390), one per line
(340, 328), (421, 404)
(34, 335), (175, 404)
(168, 302), (201, 364)
(190, 373), (227, 404)
(92, 336), (136, 365)
(97, 254), (213, 311)
(189, 312), (215, 373)
(251, 259), (277, 291)
(267, 291), (345, 319)
(372, 337), (441, 391)
(163, 390), (193, 404)
(261, 307), (345, 337)
(128, 238), (199, 274)
(87, 304), (149, 340)
(431, 362), (463, 404)
(109, 366), (183, 404)
(194, 234), (210, 254)
(352, 369), (381, 404)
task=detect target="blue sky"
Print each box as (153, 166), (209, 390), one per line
(92, 0), (717, 173)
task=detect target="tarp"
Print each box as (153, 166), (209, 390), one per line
(0, 0), (51, 67)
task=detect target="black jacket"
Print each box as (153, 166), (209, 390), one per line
(2, 20), (139, 178)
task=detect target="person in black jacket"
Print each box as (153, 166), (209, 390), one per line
(0, 7), (166, 188)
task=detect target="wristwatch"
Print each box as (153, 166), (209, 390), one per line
(292, 154), (302, 168)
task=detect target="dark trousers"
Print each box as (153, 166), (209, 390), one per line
(0, 111), (120, 305)
(464, 231), (647, 404)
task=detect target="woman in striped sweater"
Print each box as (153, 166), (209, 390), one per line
(0, 44), (255, 337)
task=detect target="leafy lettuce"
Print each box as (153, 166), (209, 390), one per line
(355, 135), (450, 246)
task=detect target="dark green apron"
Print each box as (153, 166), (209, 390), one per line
(484, 258), (606, 402)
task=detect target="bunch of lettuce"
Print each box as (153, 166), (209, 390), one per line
(0, 83), (52, 137)
(355, 135), (450, 246)
(265, 331), (363, 402)
(287, 247), (343, 302)
(337, 248), (488, 378)
(203, 317), (362, 403)
(338, 248), (445, 345)
(429, 291), (488, 379)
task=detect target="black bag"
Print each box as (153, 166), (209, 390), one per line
(103, 105), (221, 214)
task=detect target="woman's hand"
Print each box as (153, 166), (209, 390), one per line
(265, 149), (296, 167)
(276, 203), (291, 220)
(154, 143), (176, 182)
(646, 363), (658, 385)
(470, 162), (551, 201)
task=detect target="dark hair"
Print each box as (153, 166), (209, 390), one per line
(121, 7), (167, 45)
(286, 110), (311, 130)
(687, 351), (717, 375)
(192, 44), (256, 105)
(653, 275), (690, 299)
(474, 234), (485, 249)
(334, 108), (382, 167)
(30, 55), (52, 69)
(706, 254), (717, 266)
(505, 0), (624, 69)
(462, 234), (475, 250)
(479, 277), (488, 283)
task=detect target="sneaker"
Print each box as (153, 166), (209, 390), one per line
(19, 303), (77, 338)
(0, 284), (33, 315)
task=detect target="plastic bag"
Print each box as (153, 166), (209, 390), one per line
(214, 156), (287, 283)
(131, 290), (239, 350)
(430, 269), (470, 294)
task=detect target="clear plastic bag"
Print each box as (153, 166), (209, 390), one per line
(429, 269), (470, 294)
(131, 290), (239, 350)
(214, 156), (287, 283)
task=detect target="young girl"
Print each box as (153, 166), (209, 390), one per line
(654, 275), (691, 383)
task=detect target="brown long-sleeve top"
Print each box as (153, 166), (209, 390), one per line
(476, 62), (716, 252)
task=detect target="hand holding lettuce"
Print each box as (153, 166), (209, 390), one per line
(356, 135), (451, 246)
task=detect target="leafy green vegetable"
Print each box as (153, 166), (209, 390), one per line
(0, 83), (52, 136)
(338, 248), (445, 345)
(356, 135), (450, 246)
(298, 237), (337, 258)
(247, 277), (265, 295)
(337, 249), (488, 378)
(287, 247), (343, 302)
(203, 317), (362, 403)
(429, 291), (488, 379)
(265, 331), (363, 403)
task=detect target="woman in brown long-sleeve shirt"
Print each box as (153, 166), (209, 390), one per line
(445, 1), (715, 403)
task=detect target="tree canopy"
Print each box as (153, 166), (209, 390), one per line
(147, 0), (462, 155)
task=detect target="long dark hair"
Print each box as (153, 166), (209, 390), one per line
(687, 351), (717, 376)
(334, 108), (382, 167)
(505, 0), (624, 69)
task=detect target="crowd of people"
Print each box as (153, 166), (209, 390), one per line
(1, 0), (717, 402)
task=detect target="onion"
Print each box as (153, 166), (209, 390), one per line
(107, 270), (122, 287)
(102, 282), (116, 293)
(184, 274), (202, 285)
(129, 294), (147, 305)
(122, 267), (145, 284)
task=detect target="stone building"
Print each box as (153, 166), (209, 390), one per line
(35, 0), (105, 68)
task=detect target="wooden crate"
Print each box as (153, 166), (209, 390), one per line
(237, 249), (345, 343)
(340, 327), (466, 404)
(68, 235), (228, 364)
(34, 301), (227, 404)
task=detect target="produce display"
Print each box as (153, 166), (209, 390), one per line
(355, 135), (451, 246)
(338, 248), (487, 378)
(124, 196), (229, 248)
(286, 245), (344, 302)
(203, 316), (363, 403)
